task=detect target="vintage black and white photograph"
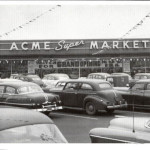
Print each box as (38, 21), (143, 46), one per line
(0, 0), (150, 145)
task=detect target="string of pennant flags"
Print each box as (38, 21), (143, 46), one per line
(0, 5), (61, 38)
(121, 11), (150, 39)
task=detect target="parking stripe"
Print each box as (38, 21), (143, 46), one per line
(115, 115), (126, 118)
(117, 110), (150, 115)
(51, 112), (98, 120)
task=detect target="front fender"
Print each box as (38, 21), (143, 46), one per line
(83, 95), (108, 110)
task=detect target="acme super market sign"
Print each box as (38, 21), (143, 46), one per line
(1, 39), (150, 51)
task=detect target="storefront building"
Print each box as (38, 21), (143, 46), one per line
(0, 39), (150, 78)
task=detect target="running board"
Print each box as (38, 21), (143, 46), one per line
(63, 106), (84, 110)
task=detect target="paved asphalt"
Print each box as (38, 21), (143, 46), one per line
(48, 109), (150, 143)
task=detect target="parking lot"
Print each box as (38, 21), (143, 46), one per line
(49, 109), (150, 143)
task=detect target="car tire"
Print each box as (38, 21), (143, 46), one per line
(85, 102), (97, 115)
(106, 109), (114, 114)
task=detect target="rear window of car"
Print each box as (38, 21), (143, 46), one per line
(98, 83), (112, 90)
(18, 85), (43, 94)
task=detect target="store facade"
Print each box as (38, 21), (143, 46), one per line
(0, 39), (150, 78)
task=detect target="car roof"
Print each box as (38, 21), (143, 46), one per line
(44, 73), (69, 77)
(58, 79), (109, 84)
(135, 73), (150, 75)
(88, 73), (110, 75)
(0, 107), (53, 131)
(136, 79), (150, 83)
(0, 81), (38, 88)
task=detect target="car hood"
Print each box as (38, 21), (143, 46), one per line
(109, 117), (150, 133)
(89, 128), (150, 143)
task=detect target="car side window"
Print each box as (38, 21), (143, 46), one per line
(64, 83), (79, 90)
(146, 84), (150, 90)
(80, 83), (93, 91)
(132, 83), (145, 90)
(0, 86), (5, 94)
(5, 86), (16, 94)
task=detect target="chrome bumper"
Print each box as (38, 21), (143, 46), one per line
(34, 106), (63, 112)
(107, 103), (127, 109)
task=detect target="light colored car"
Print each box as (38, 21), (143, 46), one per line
(0, 106), (68, 143)
(42, 73), (70, 88)
(89, 117), (150, 143)
(111, 73), (132, 80)
(87, 73), (110, 80)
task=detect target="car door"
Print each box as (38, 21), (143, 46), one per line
(143, 83), (150, 109)
(2, 86), (16, 104)
(61, 82), (79, 107)
(130, 83), (145, 108)
(0, 85), (5, 102)
(77, 83), (94, 108)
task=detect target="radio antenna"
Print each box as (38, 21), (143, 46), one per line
(132, 93), (135, 133)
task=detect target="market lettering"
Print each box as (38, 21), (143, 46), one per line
(55, 40), (84, 51)
(90, 41), (98, 49)
(142, 40), (149, 48)
(113, 41), (119, 49)
(101, 41), (111, 49)
(123, 41), (130, 48)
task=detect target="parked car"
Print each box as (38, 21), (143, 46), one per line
(89, 117), (150, 143)
(119, 79), (150, 110)
(129, 73), (150, 87)
(42, 73), (70, 88)
(14, 74), (46, 88)
(10, 73), (19, 79)
(47, 79), (127, 115)
(0, 106), (67, 143)
(111, 73), (132, 80)
(0, 78), (23, 83)
(87, 73), (110, 80)
(0, 82), (62, 114)
(106, 75), (129, 87)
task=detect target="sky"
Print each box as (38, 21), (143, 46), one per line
(0, 1), (150, 40)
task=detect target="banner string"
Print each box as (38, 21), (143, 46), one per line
(0, 5), (61, 38)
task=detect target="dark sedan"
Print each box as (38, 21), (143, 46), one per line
(47, 79), (127, 115)
(0, 82), (62, 114)
(120, 79), (150, 110)
(0, 107), (67, 143)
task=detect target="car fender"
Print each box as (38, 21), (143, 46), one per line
(83, 95), (107, 110)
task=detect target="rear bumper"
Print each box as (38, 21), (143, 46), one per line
(107, 103), (127, 109)
(34, 105), (63, 112)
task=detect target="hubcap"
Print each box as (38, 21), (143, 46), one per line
(88, 105), (94, 112)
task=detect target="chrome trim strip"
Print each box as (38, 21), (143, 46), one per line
(90, 134), (138, 143)
(0, 102), (33, 106)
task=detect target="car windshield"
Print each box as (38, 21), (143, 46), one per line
(0, 124), (67, 143)
(98, 83), (112, 90)
(18, 85), (43, 94)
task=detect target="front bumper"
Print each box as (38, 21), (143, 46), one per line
(107, 103), (127, 109)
